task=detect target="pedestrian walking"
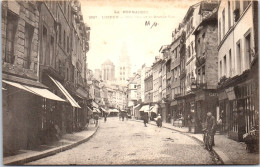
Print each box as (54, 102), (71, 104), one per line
(86, 115), (90, 130)
(167, 114), (171, 123)
(187, 114), (193, 132)
(143, 113), (148, 127)
(237, 106), (246, 142)
(156, 114), (162, 127)
(179, 114), (184, 128)
(104, 113), (107, 122)
(204, 111), (216, 146)
(122, 112), (125, 121)
(94, 113), (99, 127)
(119, 112), (121, 121)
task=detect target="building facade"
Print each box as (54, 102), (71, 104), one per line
(217, 0), (258, 141)
(144, 68), (153, 103)
(193, 8), (219, 133)
(2, 0), (90, 156)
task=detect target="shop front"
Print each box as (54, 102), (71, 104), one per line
(2, 74), (66, 156)
(218, 69), (259, 142)
(184, 93), (195, 133)
(194, 89), (218, 133)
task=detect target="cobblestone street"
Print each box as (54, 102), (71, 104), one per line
(27, 118), (215, 165)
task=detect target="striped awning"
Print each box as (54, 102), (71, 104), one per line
(49, 75), (81, 108)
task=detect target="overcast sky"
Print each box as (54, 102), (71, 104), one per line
(81, 0), (199, 75)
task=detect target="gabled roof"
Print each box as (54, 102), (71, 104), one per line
(193, 8), (218, 35)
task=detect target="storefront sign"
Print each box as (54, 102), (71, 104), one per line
(195, 93), (205, 101)
(218, 91), (228, 100)
(225, 87), (236, 100)
(170, 100), (177, 106)
(209, 92), (218, 97)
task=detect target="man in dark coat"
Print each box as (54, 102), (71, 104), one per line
(205, 112), (216, 146)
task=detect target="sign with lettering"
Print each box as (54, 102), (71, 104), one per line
(225, 87), (236, 100)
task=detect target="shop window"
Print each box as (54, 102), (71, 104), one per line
(24, 23), (34, 69)
(5, 11), (18, 64)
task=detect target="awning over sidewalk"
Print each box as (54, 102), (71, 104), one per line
(93, 108), (101, 113)
(76, 87), (89, 99)
(2, 80), (65, 102)
(49, 75), (81, 108)
(150, 104), (158, 114)
(92, 101), (99, 108)
(133, 104), (140, 109)
(139, 105), (150, 112)
(87, 106), (93, 115)
(109, 109), (119, 113)
(100, 107), (109, 113)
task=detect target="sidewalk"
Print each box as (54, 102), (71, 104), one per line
(3, 124), (99, 165)
(133, 119), (259, 165)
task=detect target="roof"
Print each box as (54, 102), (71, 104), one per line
(182, 2), (201, 23)
(199, 1), (219, 14)
(159, 45), (169, 53)
(193, 8), (218, 35)
(102, 59), (114, 66)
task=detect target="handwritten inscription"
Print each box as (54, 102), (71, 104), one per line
(145, 21), (158, 28)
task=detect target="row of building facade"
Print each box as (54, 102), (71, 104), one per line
(2, 1), (91, 156)
(128, 0), (259, 142)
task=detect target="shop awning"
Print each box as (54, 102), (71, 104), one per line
(100, 107), (109, 113)
(93, 108), (101, 113)
(150, 104), (158, 114)
(2, 80), (65, 102)
(76, 87), (89, 99)
(109, 109), (119, 113)
(139, 105), (150, 112)
(92, 101), (99, 108)
(49, 76), (81, 108)
(133, 104), (140, 109)
(87, 106), (93, 115)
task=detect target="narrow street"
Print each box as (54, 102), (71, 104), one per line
(27, 118), (215, 165)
